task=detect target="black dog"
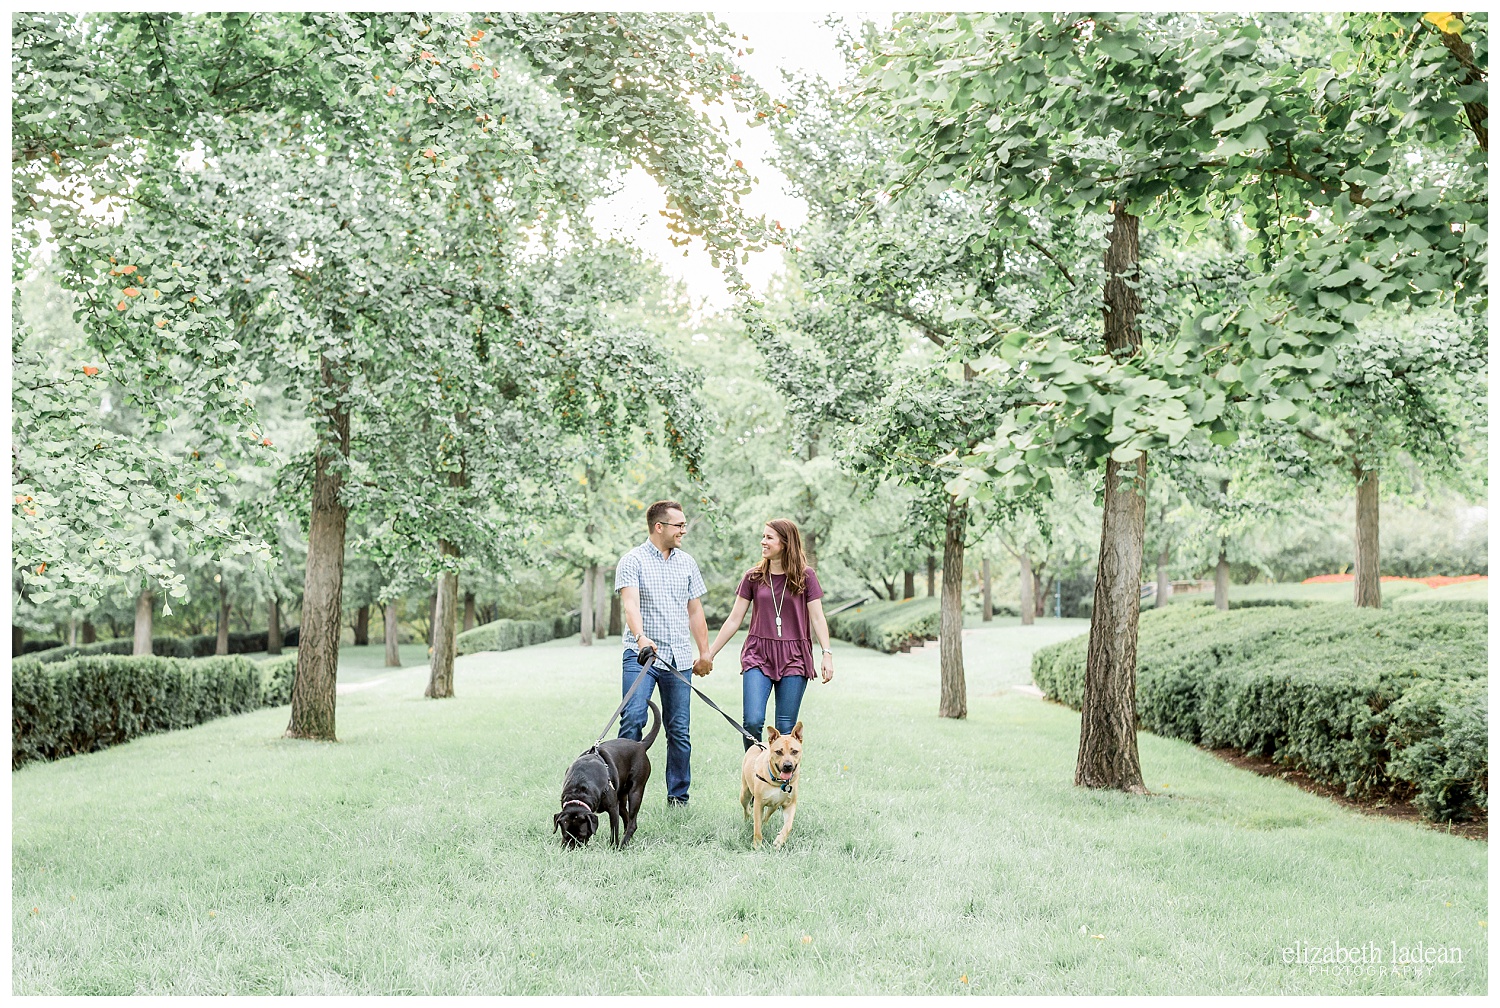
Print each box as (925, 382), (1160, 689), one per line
(554, 700), (661, 848)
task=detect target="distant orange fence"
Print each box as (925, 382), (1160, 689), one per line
(1301, 573), (1488, 588)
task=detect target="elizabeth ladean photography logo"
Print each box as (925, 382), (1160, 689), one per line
(1280, 938), (1466, 977)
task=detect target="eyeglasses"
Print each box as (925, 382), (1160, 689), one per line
(656, 521), (687, 530)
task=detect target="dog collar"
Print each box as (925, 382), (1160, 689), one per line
(757, 770), (794, 794)
(561, 799), (593, 812)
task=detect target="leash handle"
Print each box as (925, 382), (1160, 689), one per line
(591, 649), (657, 748)
(664, 664), (762, 745)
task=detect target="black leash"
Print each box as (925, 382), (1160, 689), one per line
(586, 647), (659, 752)
(662, 662), (764, 748)
(661, 667), (792, 792)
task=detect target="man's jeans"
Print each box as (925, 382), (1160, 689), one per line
(619, 650), (692, 803)
(742, 666), (808, 749)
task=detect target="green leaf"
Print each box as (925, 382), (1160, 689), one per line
(1212, 93), (1269, 134)
(1182, 91), (1227, 116)
(1261, 398), (1299, 422)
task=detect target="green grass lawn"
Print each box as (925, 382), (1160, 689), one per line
(1170, 581), (1437, 605)
(1393, 579), (1490, 605)
(12, 624), (1487, 994)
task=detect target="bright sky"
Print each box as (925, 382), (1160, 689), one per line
(587, 10), (895, 313)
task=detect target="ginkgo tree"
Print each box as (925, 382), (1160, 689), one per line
(862, 10), (1486, 790)
(16, 11), (783, 740)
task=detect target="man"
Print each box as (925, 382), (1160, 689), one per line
(615, 499), (712, 807)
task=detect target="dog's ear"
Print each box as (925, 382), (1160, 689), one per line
(791, 721), (803, 741)
(552, 812), (562, 833)
(587, 812), (600, 833)
(766, 726), (781, 742)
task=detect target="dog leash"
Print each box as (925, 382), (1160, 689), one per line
(561, 648), (666, 817)
(663, 663), (764, 747)
(586, 645), (663, 753)
(660, 667), (790, 791)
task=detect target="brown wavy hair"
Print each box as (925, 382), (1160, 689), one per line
(747, 518), (810, 595)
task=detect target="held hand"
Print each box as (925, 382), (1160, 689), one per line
(636, 638), (657, 664)
(692, 657), (713, 677)
(820, 653), (834, 684)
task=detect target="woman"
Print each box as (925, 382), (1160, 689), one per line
(707, 518), (834, 750)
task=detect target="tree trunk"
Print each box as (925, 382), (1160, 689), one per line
(286, 357), (350, 742)
(462, 591), (476, 633)
(1214, 543), (1230, 611)
(608, 587), (622, 638)
(580, 563), (595, 646)
(67, 616), (78, 647)
(1077, 456), (1148, 791)
(981, 558), (993, 622)
(802, 437), (818, 567)
(426, 541), (461, 698)
(12, 624), (23, 657)
(938, 497), (968, 719)
(131, 586), (154, 656)
(594, 566), (610, 638)
(1019, 553), (1035, 626)
(1076, 205), (1147, 794)
(267, 597), (282, 655)
(1353, 462), (1381, 608)
(81, 619), (96, 644)
(215, 579), (230, 655)
(1155, 545), (1171, 610)
(426, 590), (437, 645)
(1435, 24), (1488, 152)
(351, 604), (369, 646)
(903, 569), (915, 600)
(926, 552), (936, 597)
(1036, 572), (1049, 619)
(384, 599), (402, 667)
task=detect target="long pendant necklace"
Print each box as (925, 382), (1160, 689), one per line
(770, 572), (787, 637)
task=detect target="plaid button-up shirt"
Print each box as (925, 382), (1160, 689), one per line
(615, 539), (707, 671)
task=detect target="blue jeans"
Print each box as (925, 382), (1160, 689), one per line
(742, 667), (808, 749)
(618, 651), (692, 803)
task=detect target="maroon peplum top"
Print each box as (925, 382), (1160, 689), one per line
(736, 566), (823, 682)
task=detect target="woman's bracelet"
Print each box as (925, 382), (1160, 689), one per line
(821, 648), (832, 654)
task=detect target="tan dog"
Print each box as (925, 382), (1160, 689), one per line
(739, 722), (803, 848)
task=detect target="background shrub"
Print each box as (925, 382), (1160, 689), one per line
(826, 597), (940, 653)
(13, 655), (264, 768)
(1031, 604), (1487, 822)
(455, 613), (581, 655)
(258, 655), (298, 707)
(23, 627), (302, 665)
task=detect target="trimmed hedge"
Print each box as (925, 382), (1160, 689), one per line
(258, 654), (299, 707)
(19, 637), (64, 655)
(1031, 604), (1487, 821)
(827, 597), (941, 653)
(24, 626), (301, 664)
(456, 613), (581, 655)
(13, 654), (266, 768)
(1178, 597), (1320, 610)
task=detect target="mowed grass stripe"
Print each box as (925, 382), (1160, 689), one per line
(12, 629), (1487, 994)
